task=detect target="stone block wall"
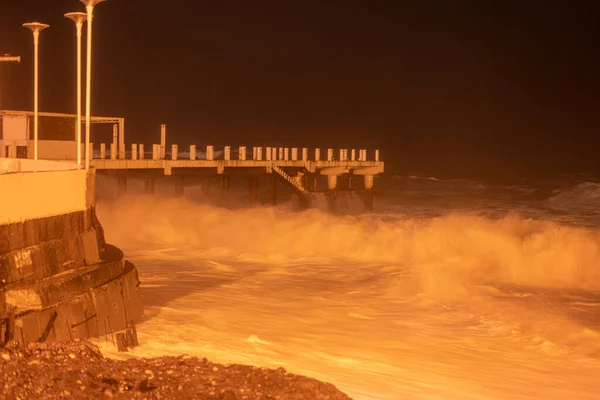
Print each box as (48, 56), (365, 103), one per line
(0, 162), (143, 350)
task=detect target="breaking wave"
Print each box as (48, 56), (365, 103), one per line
(549, 181), (600, 214)
(98, 193), (600, 294)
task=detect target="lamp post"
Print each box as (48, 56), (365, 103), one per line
(80, 0), (105, 169)
(22, 22), (49, 161)
(65, 12), (87, 167)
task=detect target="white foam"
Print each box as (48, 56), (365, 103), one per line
(95, 192), (600, 399)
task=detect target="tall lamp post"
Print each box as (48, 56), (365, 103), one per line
(23, 22), (49, 161)
(65, 12), (87, 167)
(80, 0), (105, 169)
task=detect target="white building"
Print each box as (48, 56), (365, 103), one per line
(0, 110), (124, 160)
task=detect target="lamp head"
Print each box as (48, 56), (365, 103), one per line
(65, 12), (87, 24)
(79, 0), (106, 7)
(22, 22), (50, 33)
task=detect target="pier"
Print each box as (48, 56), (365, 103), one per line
(91, 142), (384, 210)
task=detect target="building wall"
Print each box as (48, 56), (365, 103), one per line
(0, 161), (91, 224)
(30, 140), (78, 160)
(1, 114), (27, 141)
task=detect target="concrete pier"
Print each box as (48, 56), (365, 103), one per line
(82, 142), (383, 209)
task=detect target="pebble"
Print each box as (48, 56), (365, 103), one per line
(1, 353), (10, 361)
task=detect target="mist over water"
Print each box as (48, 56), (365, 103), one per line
(96, 174), (600, 399)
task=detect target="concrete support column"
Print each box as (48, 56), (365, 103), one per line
(315, 148), (320, 161)
(248, 175), (259, 205)
(339, 174), (350, 190)
(239, 146), (246, 161)
(88, 143), (93, 161)
(375, 149), (380, 161)
(339, 149), (345, 161)
(139, 144), (144, 160)
(152, 144), (159, 160)
(302, 173), (310, 191)
(278, 147), (284, 160)
(257, 147), (263, 161)
(302, 148), (308, 161)
(144, 178), (155, 194)
(272, 147), (277, 160)
(351, 149), (356, 161)
(201, 177), (210, 195)
(110, 143), (117, 160)
(132, 144), (138, 160)
(160, 124), (166, 159)
(206, 145), (214, 161)
(252, 147), (257, 160)
(117, 176), (127, 197)
(268, 173), (277, 205)
(220, 175), (230, 190)
(291, 148), (298, 161)
(174, 176), (184, 197)
(100, 143), (106, 159)
(224, 146), (231, 160)
(284, 148), (289, 161)
(266, 147), (272, 161)
(10, 141), (16, 158)
(327, 175), (338, 190)
(190, 145), (196, 160)
(327, 148), (334, 161)
(364, 175), (374, 211)
(172, 144), (178, 160)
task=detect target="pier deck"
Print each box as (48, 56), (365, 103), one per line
(91, 144), (383, 209)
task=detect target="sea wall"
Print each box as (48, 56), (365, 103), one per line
(0, 159), (142, 349)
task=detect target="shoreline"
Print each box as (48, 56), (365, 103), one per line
(0, 340), (352, 400)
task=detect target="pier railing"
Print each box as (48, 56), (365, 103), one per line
(90, 143), (380, 164)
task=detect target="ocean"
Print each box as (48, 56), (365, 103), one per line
(95, 174), (600, 399)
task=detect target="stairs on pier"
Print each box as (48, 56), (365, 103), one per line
(271, 165), (308, 193)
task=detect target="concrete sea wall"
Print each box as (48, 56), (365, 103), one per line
(0, 159), (142, 349)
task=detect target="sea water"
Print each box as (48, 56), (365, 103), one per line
(95, 174), (600, 399)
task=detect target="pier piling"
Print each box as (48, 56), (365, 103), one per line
(249, 176), (259, 204)
(268, 173), (277, 205)
(174, 176), (184, 196)
(117, 176), (127, 197)
(144, 178), (155, 194)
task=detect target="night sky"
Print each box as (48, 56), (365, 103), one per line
(1, 1), (599, 180)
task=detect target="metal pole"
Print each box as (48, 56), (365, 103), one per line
(33, 32), (39, 160)
(81, 0), (105, 169)
(65, 13), (87, 166)
(23, 23), (49, 161)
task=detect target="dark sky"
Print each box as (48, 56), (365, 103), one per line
(1, 0), (599, 180)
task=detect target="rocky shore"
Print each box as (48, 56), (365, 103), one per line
(0, 341), (352, 400)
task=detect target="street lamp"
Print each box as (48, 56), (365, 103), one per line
(80, 0), (105, 169)
(65, 12), (87, 167)
(23, 22), (49, 161)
